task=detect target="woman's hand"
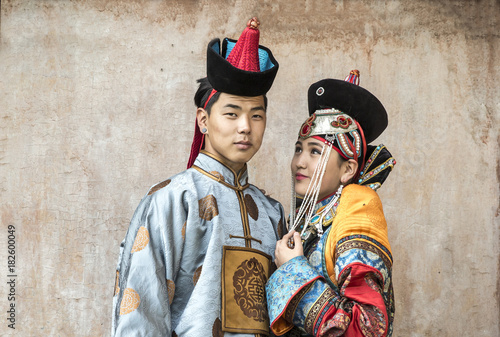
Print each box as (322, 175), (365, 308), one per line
(274, 230), (304, 268)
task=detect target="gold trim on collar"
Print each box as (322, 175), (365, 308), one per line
(200, 150), (248, 181)
(191, 165), (249, 192)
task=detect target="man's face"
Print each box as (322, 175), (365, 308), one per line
(200, 93), (267, 172)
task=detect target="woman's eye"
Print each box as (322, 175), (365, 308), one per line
(295, 147), (302, 153)
(311, 149), (322, 155)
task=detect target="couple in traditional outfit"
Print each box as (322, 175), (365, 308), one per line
(111, 18), (396, 337)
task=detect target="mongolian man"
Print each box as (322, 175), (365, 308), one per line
(111, 18), (285, 337)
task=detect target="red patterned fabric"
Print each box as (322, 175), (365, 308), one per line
(318, 263), (388, 337)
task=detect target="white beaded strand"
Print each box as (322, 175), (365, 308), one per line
(289, 139), (334, 235)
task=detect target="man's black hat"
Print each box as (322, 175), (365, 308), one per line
(206, 17), (279, 97)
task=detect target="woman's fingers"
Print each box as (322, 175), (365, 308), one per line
(292, 232), (303, 254)
(282, 230), (295, 241)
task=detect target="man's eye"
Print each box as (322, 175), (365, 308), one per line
(225, 113), (237, 117)
(252, 114), (264, 119)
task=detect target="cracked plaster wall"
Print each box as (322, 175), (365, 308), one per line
(0, 1), (498, 336)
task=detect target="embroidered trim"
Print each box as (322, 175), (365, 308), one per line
(284, 283), (313, 322)
(299, 114), (317, 138)
(351, 130), (361, 158)
(304, 287), (338, 334)
(312, 291), (340, 336)
(331, 115), (353, 129)
(337, 235), (393, 265)
(314, 108), (343, 115)
(357, 144), (396, 189)
(336, 133), (354, 158)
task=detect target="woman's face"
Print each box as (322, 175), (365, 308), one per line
(291, 137), (344, 200)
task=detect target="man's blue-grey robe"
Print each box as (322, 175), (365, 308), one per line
(112, 151), (285, 336)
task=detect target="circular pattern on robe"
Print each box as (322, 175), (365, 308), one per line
(148, 179), (171, 195)
(209, 171), (224, 182)
(119, 288), (140, 315)
(244, 194), (259, 221)
(359, 305), (387, 337)
(131, 226), (150, 253)
(167, 279), (175, 304)
(212, 317), (224, 337)
(199, 195), (219, 221)
(181, 222), (187, 240)
(114, 270), (120, 296)
(193, 265), (202, 286)
(309, 250), (322, 269)
(232, 257), (268, 322)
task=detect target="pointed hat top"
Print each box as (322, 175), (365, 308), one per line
(226, 17), (261, 72)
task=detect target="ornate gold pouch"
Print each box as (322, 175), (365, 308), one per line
(221, 246), (271, 335)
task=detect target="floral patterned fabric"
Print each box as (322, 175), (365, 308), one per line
(266, 185), (394, 337)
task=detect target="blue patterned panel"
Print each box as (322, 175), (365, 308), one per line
(335, 248), (389, 285)
(266, 256), (320, 325)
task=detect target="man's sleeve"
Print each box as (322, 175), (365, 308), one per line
(111, 188), (188, 336)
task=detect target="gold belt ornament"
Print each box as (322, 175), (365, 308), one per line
(221, 246), (272, 335)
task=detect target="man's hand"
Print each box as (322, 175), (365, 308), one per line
(274, 230), (304, 268)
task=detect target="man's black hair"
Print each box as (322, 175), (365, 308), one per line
(194, 77), (268, 114)
(194, 78), (222, 114)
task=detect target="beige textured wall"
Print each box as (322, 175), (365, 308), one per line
(0, 0), (498, 336)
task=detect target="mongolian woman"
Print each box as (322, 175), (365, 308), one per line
(266, 71), (396, 337)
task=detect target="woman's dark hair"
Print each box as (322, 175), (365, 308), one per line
(194, 77), (268, 114)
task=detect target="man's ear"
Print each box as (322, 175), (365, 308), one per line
(196, 107), (208, 132)
(340, 159), (358, 185)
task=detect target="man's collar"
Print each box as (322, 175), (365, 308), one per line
(191, 151), (249, 190)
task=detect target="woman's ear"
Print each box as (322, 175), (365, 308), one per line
(196, 107), (208, 132)
(340, 159), (358, 185)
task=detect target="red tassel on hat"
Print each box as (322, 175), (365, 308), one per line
(344, 69), (360, 85)
(187, 120), (205, 169)
(226, 17), (261, 72)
